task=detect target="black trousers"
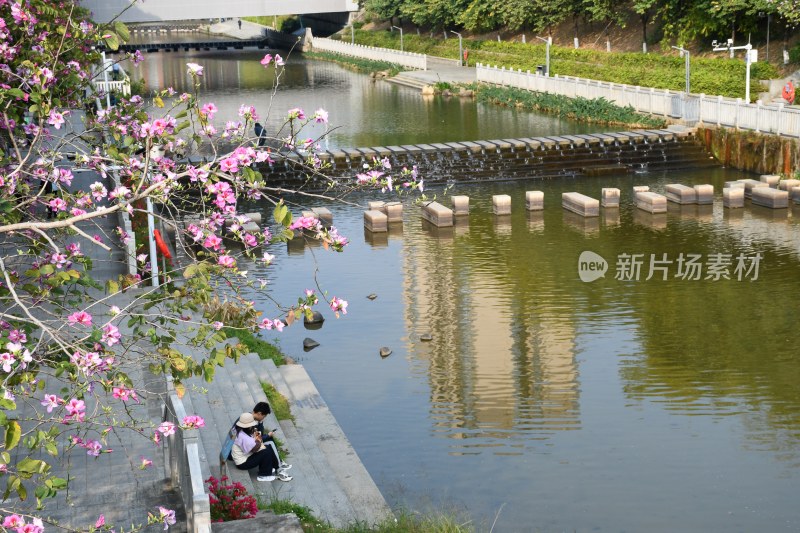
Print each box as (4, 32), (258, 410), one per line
(235, 447), (278, 476)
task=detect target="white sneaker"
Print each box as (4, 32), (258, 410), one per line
(257, 475), (277, 482)
(279, 462), (292, 471)
(276, 471), (293, 482)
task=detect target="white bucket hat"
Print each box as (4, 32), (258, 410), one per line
(236, 412), (258, 428)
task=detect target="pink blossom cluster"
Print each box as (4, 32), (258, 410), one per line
(2, 514), (44, 533)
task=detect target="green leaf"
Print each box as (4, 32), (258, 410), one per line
(0, 398), (16, 410)
(114, 21), (131, 42)
(17, 458), (49, 475)
(103, 33), (120, 51)
(4, 420), (21, 451)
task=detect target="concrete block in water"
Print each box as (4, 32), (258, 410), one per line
(760, 174), (781, 188)
(751, 187), (789, 209)
(633, 185), (650, 194)
(364, 210), (388, 232)
(311, 207), (333, 227)
(525, 191), (544, 211)
(368, 200), (386, 210)
(694, 184), (714, 205)
(738, 179), (769, 198)
(778, 179), (800, 191)
(601, 188), (620, 208)
(562, 192), (600, 217)
(792, 186), (800, 204)
(635, 191), (667, 214)
(723, 187), (744, 208)
(382, 202), (403, 223)
(724, 181), (745, 189)
(422, 201), (454, 227)
(451, 195), (470, 216)
(493, 194), (512, 215)
(665, 184), (696, 204)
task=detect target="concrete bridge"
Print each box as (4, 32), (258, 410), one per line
(79, 0), (358, 23)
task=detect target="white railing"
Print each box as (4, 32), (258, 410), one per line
(94, 79), (131, 97)
(476, 63), (800, 138)
(312, 38), (427, 70)
(164, 382), (211, 533)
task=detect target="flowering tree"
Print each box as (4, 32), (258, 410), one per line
(0, 0), (423, 530)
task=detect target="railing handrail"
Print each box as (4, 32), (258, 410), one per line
(475, 63), (800, 138)
(164, 380), (211, 533)
(312, 37), (428, 71)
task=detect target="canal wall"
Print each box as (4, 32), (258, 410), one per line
(697, 126), (800, 177)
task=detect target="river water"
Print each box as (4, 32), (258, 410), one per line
(127, 49), (800, 532)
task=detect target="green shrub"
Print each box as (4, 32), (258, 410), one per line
(305, 51), (402, 76)
(790, 43), (800, 64)
(280, 16), (301, 33)
(473, 84), (666, 128)
(350, 30), (779, 100)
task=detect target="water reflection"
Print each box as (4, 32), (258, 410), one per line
(123, 49), (616, 150)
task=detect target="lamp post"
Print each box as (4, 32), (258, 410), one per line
(671, 45), (690, 94)
(100, 50), (111, 110)
(535, 35), (552, 76)
(350, 24), (354, 45)
(671, 45), (690, 119)
(713, 39), (753, 102)
(450, 30), (463, 66)
(391, 25), (404, 52)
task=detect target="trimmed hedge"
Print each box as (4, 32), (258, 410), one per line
(346, 31), (779, 101)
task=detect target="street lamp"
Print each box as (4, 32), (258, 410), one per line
(350, 24), (354, 45)
(450, 30), (463, 66)
(671, 45), (690, 94)
(535, 35), (552, 76)
(391, 25), (404, 52)
(712, 38), (753, 102)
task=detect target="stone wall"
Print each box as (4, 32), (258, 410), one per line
(696, 126), (800, 177)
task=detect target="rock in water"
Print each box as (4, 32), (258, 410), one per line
(367, 293), (378, 300)
(303, 338), (320, 351)
(304, 311), (325, 325)
(420, 333), (433, 342)
(379, 347), (392, 358)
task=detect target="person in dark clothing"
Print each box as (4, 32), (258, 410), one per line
(252, 402), (291, 471)
(254, 122), (268, 147)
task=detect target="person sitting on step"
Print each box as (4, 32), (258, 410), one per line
(252, 401), (291, 472)
(231, 412), (292, 482)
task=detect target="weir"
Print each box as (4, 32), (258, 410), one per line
(267, 128), (716, 188)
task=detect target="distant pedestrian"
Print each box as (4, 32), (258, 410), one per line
(783, 80), (795, 105)
(238, 19), (242, 30)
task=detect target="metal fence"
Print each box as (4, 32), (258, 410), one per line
(164, 382), (211, 533)
(312, 38), (427, 70)
(93, 79), (131, 96)
(476, 63), (800, 138)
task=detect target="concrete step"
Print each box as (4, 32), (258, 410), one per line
(278, 364), (392, 527)
(385, 74), (427, 90)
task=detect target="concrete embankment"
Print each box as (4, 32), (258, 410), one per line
(697, 126), (800, 176)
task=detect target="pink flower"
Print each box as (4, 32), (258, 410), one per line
(2, 352), (18, 372)
(41, 393), (62, 413)
(274, 54), (285, 66)
(258, 318), (273, 330)
(158, 421), (176, 437)
(217, 255), (236, 268)
(273, 319), (285, 332)
(330, 296), (348, 316)
(158, 507), (176, 530)
(68, 311), (93, 326)
(186, 62), (203, 76)
(287, 107), (305, 121)
(313, 108), (328, 124)
(113, 387), (138, 403)
(101, 324), (121, 346)
(260, 53), (273, 66)
(85, 439), (102, 456)
(95, 515), (105, 528)
(182, 415), (205, 429)
(140, 457), (154, 469)
(203, 234), (222, 251)
(2, 515), (25, 529)
(48, 109), (65, 129)
(289, 216), (319, 231)
(200, 103), (217, 120)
